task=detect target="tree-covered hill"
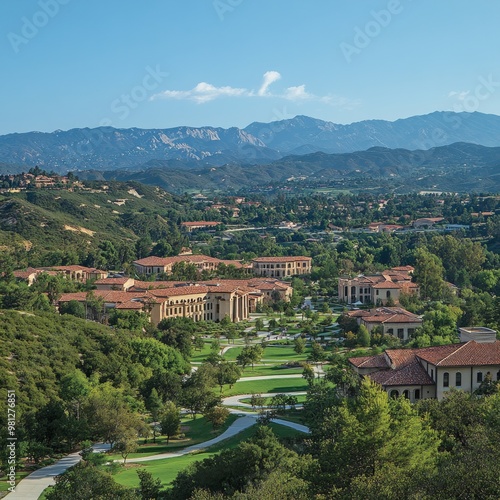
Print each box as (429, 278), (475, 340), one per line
(0, 310), (189, 416)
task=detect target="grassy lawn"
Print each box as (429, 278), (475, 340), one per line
(0, 471), (30, 494)
(106, 415), (238, 461)
(240, 365), (304, 377)
(261, 346), (310, 362)
(224, 377), (309, 396)
(113, 422), (306, 489)
(190, 343), (215, 363)
(222, 346), (243, 360)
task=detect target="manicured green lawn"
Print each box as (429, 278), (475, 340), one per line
(261, 346), (310, 362)
(240, 365), (304, 377)
(113, 422), (306, 489)
(190, 343), (216, 363)
(224, 377), (309, 396)
(222, 346), (243, 360)
(106, 415), (238, 460)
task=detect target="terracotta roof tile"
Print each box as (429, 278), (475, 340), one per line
(369, 361), (434, 386)
(252, 256), (311, 263)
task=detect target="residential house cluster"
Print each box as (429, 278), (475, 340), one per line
(349, 327), (500, 402)
(338, 266), (419, 306)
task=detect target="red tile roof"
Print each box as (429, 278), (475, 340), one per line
(417, 341), (500, 367)
(369, 361), (434, 386)
(181, 221), (221, 227)
(349, 354), (388, 368)
(252, 256), (311, 263)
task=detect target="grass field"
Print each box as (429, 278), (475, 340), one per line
(224, 377), (308, 396)
(113, 422), (306, 489)
(239, 365), (304, 377)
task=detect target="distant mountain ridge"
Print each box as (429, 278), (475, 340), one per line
(81, 142), (500, 193)
(2, 111), (500, 173)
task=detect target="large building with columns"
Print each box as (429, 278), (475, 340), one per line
(58, 277), (295, 325)
(338, 266), (418, 305)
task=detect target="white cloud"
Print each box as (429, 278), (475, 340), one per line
(151, 71), (357, 109)
(153, 81), (249, 103)
(448, 90), (470, 101)
(284, 85), (313, 101)
(258, 70), (282, 96)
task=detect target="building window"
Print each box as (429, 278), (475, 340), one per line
(456, 372), (462, 387)
(431, 369), (434, 380)
(403, 390), (410, 399)
(477, 372), (483, 383)
(414, 389), (421, 400)
(443, 372), (449, 387)
(386, 291), (391, 298)
(497, 370), (500, 381)
(397, 328), (404, 340)
(389, 389), (399, 399)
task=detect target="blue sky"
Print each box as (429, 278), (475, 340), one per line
(1, 0), (500, 134)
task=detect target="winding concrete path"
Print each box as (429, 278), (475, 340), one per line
(6, 443), (110, 500)
(8, 391), (310, 497)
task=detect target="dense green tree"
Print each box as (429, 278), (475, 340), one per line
(160, 401), (181, 443)
(46, 462), (138, 500)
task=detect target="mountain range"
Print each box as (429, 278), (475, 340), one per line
(2, 111), (500, 175)
(77, 142), (500, 194)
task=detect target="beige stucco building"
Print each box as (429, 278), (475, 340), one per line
(346, 306), (422, 341)
(251, 256), (312, 278)
(338, 266), (418, 306)
(349, 327), (500, 402)
(133, 254), (244, 276)
(58, 277), (294, 325)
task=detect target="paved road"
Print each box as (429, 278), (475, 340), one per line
(6, 443), (110, 500)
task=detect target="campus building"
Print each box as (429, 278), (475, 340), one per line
(132, 254), (245, 275)
(251, 256), (312, 278)
(349, 327), (500, 402)
(338, 266), (419, 305)
(58, 277), (292, 325)
(346, 306), (422, 341)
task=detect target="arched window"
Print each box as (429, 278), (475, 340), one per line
(403, 390), (410, 399)
(497, 370), (500, 381)
(389, 389), (399, 399)
(443, 372), (449, 387)
(477, 372), (483, 383)
(456, 372), (462, 387)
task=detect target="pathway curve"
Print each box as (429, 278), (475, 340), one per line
(8, 392), (310, 497)
(6, 443), (110, 500)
